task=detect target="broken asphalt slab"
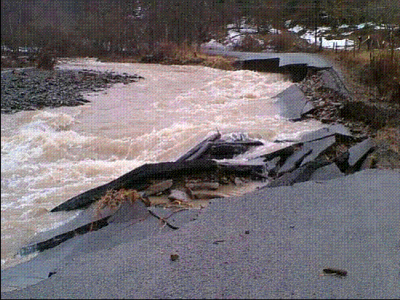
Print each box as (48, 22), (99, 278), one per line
(10, 123), (376, 265)
(2, 169), (399, 299)
(273, 84), (314, 120)
(1, 200), (178, 293)
(203, 50), (333, 69)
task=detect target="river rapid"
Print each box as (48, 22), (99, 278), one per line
(1, 58), (324, 270)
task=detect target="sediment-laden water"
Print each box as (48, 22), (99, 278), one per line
(1, 58), (324, 270)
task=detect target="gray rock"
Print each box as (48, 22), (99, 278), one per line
(185, 181), (219, 190)
(142, 179), (173, 197)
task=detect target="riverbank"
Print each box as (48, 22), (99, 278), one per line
(306, 52), (400, 169)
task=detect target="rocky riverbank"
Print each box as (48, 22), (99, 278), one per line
(1, 68), (143, 114)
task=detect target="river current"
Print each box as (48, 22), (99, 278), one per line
(1, 58), (323, 270)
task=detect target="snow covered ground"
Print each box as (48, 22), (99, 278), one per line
(201, 18), (280, 51)
(292, 26), (355, 49)
(202, 19), (398, 52)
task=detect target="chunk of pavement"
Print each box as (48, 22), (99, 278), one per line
(309, 163), (344, 181)
(300, 124), (352, 143)
(300, 135), (336, 166)
(278, 135), (336, 175)
(142, 179), (173, 197)
(216, 158), (268, 177)
(262, 143), (300, 160)
(2, 201), (171, 293)
(319, 69), (342, 91)
(27, 205), (105, 245)
(278, 148), (312, 175)
(265, 156), (281, 174)
(273, 84), (309, 120)
(18, 216), (111, 257)
(108, 199), (150, 224)
(20, 197), (152, 256)
(168, 189), (192, 202)
(329, 123), (353, 138)
(147, 206), (201, 228)
(185, 181), (219, 190)
(175, 132), (221, 162)
(266, 160), (331, 188)
(302, 100), (315, 115)
(348, 138), (375, 167)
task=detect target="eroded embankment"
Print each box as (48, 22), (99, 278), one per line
(2, 55), (397, 294)
(14, 58), (378, 260)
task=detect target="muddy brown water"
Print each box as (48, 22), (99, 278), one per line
(1, 58), (324, 270)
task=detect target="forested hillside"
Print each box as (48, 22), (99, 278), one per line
(2, 0), (399, 56)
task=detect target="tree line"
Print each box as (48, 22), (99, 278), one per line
(1, 0), (398, 56)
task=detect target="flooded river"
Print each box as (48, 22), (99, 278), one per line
(1, 58), (323, 269)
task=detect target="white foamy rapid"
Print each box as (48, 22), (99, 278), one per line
(1, 58), (323, 270)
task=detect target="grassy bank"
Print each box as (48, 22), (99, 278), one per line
(95, 43), (237, 71)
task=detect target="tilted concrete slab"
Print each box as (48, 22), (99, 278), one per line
(277, 148), (312, 175)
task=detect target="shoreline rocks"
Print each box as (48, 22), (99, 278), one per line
(1, 68), (143, 114)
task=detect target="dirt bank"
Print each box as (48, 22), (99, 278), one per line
(306, 53), (400, 169)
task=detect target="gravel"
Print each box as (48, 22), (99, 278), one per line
(1, 68), (143, 114)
